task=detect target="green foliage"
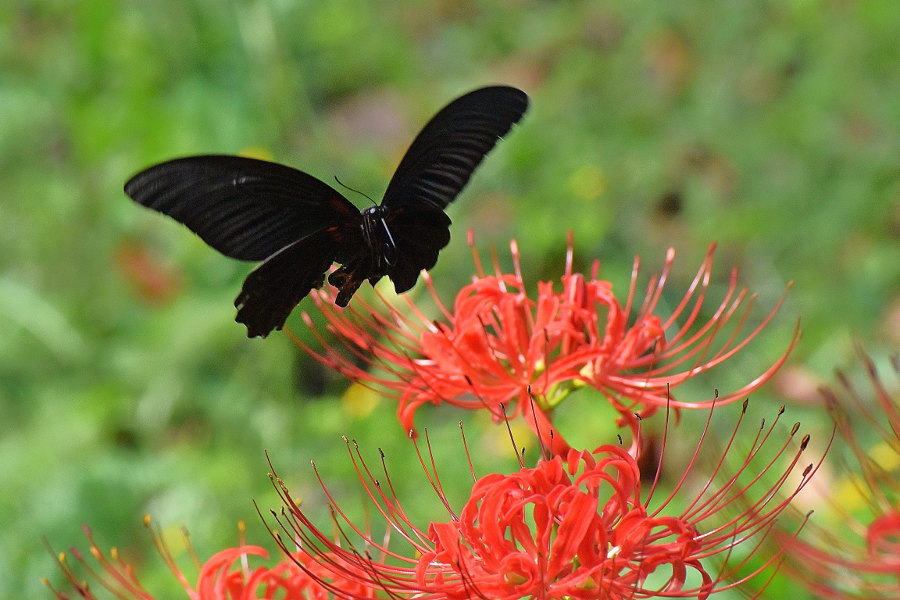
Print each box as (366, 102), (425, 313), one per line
(2, 0), (897, 598)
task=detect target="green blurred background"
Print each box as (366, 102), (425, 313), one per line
(3, 0), (898, 598)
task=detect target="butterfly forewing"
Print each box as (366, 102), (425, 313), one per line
(124, 155), (359, 261)
(375, 86), (528, 293)
(381, 86), (529, 211)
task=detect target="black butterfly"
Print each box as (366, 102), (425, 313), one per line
(125, 86), (529, 337)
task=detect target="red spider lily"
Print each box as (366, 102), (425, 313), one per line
(45, 517), (375, 600)
(293, 232), (796, 454)
(780, 351), (900, 599)
(265, 400), (828, 600)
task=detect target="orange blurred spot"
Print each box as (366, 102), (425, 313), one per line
(114, 241), (182, 305)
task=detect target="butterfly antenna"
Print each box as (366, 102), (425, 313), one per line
(334, 176), (377, 206)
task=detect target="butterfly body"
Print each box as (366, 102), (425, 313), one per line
(125, 86), (528, 337)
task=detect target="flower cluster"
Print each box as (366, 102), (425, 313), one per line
(780, 351), (900, 598)
(264, 400), (825, 600)
(46, 517), (374, 600)
(294, 232), (795, 452)
(50, 234), (831, 600)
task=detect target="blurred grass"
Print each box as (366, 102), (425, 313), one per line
(1, 0), (897, 598)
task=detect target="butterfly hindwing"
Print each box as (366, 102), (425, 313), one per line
(234, 229), (341, 337)
(124, 155), (359, 261)
(383, 206), (451, 293)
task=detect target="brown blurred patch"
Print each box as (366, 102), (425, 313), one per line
(655, 190), (683, 219)
(325, 89), (408, 163)
(466, 190), (516, 237)
(644, 29), (693, 96)
(774, 365), (827, 405)
(637, 431), (663, 484)
(888, 193), (900, 239)
(738, 66), (782, 106)
(680, 143), (739, 200)
(490, 57), (548, 95)
(648, 188), (690, 250)
(583, 8), (626, 51)
(881, 294), (900, 346)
